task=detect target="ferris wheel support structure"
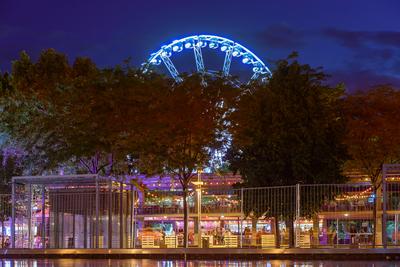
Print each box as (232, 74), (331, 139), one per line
(144, 34), (272, 83)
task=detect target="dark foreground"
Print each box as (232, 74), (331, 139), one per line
(0, 259), (399, 267)
(0, 248), (400, 261)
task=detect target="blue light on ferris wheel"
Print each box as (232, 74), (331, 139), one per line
(161, 51), (172, 57)
(172, 44), (183, 52)
(199, 41), (207, 48)
(209, 42), (218, 49)
(242, 57), (250, 64)
(232, 50), (240, 57)
(144, 34), (272, 83)
(150, 58), (161, 65)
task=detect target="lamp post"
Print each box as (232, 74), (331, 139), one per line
(192, 168), (203, 248)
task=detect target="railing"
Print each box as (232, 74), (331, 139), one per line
(3, 181), (400, 249)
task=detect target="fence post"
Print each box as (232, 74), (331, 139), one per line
(108, 178), (113, 248)
(27, 183), (32, 248)
(295, 184), (301, 248)
(130, 183), (135, 248)
(240, 187), (244, 248)
(119, 181), (124, 248)
(95, 175), (100, 248)
(11, 179), (15, 248)
(382, 165), (388, 248)
(41, 185), (46, 249)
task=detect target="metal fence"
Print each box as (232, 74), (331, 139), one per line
(3, 173), (399, 249)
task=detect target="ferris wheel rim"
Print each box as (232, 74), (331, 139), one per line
(143, 34), (272, 83)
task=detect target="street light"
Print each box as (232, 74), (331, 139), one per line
(192, 168), (204, 248)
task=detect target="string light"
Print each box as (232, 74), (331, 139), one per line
(335, 187), (372, 201)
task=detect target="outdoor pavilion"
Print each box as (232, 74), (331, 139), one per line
(11, 174), (137, 249)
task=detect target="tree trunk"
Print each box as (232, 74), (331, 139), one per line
(285, 217), (295, 248)
(106, 153), (114, 176)
(274, 217), (280, 248)
(183, 187), (189, 248)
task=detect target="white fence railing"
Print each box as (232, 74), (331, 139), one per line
(3, 180), (399, 249)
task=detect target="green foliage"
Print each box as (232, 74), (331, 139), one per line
(228, 55), (348, 188)
(0, 50), (163, 174)
(138, 74), (238, 186)
(1, 49), (238, 183)
(0, 152), (23, 193)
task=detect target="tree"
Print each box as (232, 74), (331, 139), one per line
(228, 54), (348, 247)
(138, 74), (238, 247)
(0, 50), (157, 175)
(343, 85), (400, 247)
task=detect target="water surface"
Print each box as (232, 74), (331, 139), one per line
(0, 259), (398, 267)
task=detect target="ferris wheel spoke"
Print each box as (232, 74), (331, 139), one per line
(160, 55), (182, 82)
(222, 48), (233, 77)
(249, 72), (260, 82)
(193, 44), (205, 73)
(146, 35), (272, 83)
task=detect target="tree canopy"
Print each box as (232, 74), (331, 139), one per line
(228, 54), (348, 188)
(343, 85), (400, 188)
(0, 50), (162, 174)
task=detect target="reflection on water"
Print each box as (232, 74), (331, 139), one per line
(0, 259), (398, 267)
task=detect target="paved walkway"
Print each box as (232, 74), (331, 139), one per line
(0, 248), (400, 260)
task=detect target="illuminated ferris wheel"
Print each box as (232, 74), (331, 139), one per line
(143, 34), (272, 83)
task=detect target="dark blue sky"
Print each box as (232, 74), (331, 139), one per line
(1, 0), (400, 91)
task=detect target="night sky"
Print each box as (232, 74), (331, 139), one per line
(1, 0), (400, 91)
